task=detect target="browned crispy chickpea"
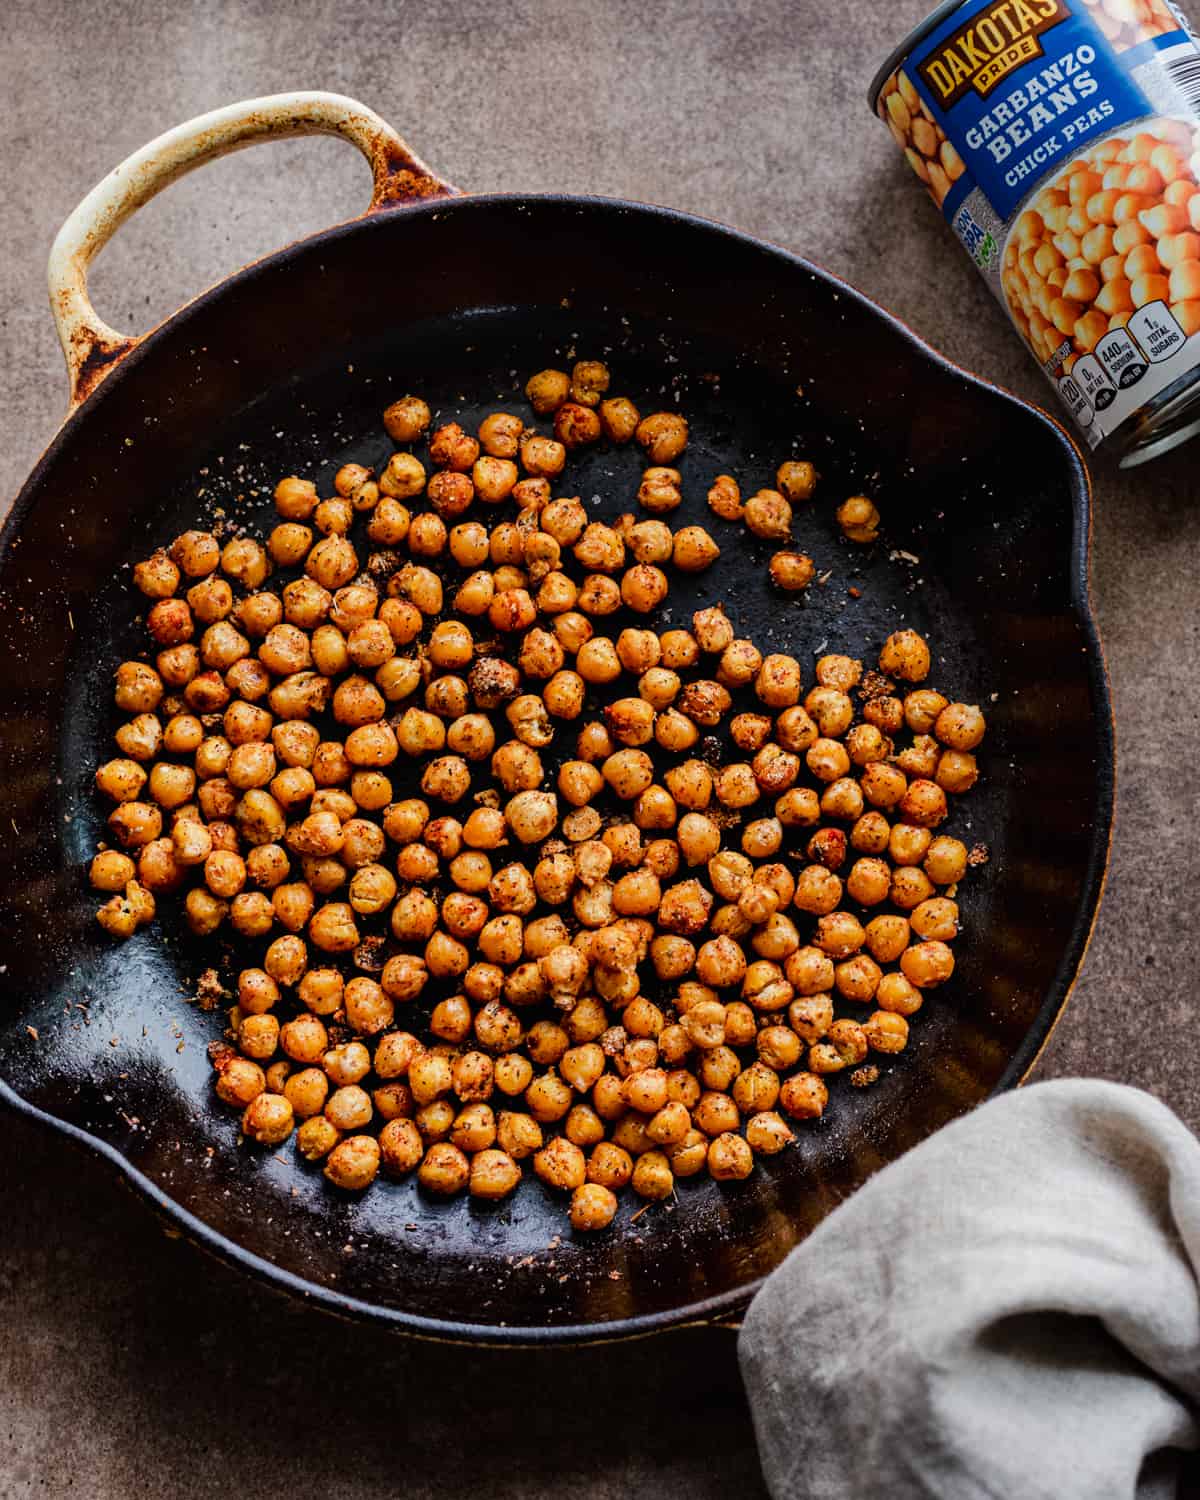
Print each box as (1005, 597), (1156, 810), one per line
(806, 737), (850, 783)
(295, 1116), (339, 1162)
(744, 490), (792, 540)
(911, 896), (959, 942)
(806, 827), (846, 871)
(95, 757), (147, 803)
(597, 395), (640, 443)
(933, 701), (986, 750)
(707, 473), (743, 520)
(896, 735), (940, 779)
(636, 412), (688, 464)
(805, 686), (853, 738)
(212, 1050), (266, 1110)
(554, 401), (601, 448)
(383, 395), (432, 443)
(478, 411), (524, 457)
(468, 1148), (522, 1200)
(769, 550), (814, 591)
(187, 576), (233, 626)
(570, 1182), (618, 1231)
(793, 864), (843, 915)
(925, 835), (968, 885)
(304, 536), (357, 591)
(416, 1142), (469, 1195)
(708, 1132), (753, 1181)
(220, 536), (269, 591)
(900, 778), (948, 828)
(162, 646), (202, 690)
(862, 913), (910, 965)
(901, 939), (955, 988)
(274, 476), (318, 520)
(368, 498), (411, 547)
(637, 467), (683, 514)
(776, 460), (817, 502)
(880, 629), (931, 683)
(577, 637), (621, 685)
(534, 1135), (586, 1190)
(865, 695), (904, 734)
(860, 761), (907, 810)
(936, 750), (979, 794)
(520, 433), (566, 478)
(672, 526), (720, 571)
(133, 549), (181, 599)
(114, 661), (163, 714)
(780, 1072), (828, 1120)
(146, 598), (194, 647)
(525, 369), (570, 415)
(746, 1111), (794, 1156)
(371, 1117), (422, 1177)
(847, 856), (892, 906)
(170, 530), (220, 578)
(429, 422), (480, 472)
(891, 866), (935, 912)
(837, 495), (880, 543)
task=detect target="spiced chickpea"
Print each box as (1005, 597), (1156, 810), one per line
(707, 474), (743, 520)
(637, 468), (683, 513)
(865, 695), (904, 734)
(478, 411), (524, 457)
(837, 495), (880, 543)
(525, 369), (570, 415)
(418, 1142), (470, 1196)
(383, 395), (431, 443)
(368, 498), (411, 546)
(880, 629), (931, 682)
(170, 530), (220, 578)
(780, 1072), (828, 1120)
(865, 914), (911, 964)
(901, 939), (956, 988)
(769, 548), (816, 591)
(925, 835), (968, 885)
(313, 497), (353, 536)
(891, 865), (936, 911)
(744, 490), (792, 540)
(900, 778), (948, 827)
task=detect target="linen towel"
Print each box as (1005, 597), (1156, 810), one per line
(740, 1080), (1200, 1499)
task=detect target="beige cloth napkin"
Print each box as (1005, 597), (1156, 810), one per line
(739, 1080), (1200, 1499)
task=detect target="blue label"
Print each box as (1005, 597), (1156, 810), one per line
(908, 0), (1154, 219)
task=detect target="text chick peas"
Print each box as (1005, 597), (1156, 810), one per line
(95, 356), (988, 1229)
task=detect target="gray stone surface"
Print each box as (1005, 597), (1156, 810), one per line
(2, 0), (1198, 1494)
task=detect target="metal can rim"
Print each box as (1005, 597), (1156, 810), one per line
(866, 0), (972, 113)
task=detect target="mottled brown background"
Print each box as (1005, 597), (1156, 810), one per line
(2, 1), (1196, 1495)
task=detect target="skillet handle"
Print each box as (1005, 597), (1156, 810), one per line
(47, 90), (459, 411)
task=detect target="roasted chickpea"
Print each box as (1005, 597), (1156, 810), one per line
(779, 1072), (828, 1120)
(635, 412), (688, 464)
(836, 495), (880, 543)
(880, 629), (931, 683)
(170, 530), (220, 578)
(777, 460), (817, 502)
(769, 550), (814, 590)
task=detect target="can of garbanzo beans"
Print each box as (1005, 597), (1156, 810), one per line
(870, 0), (1200, 464)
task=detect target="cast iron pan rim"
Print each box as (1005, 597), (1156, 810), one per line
(2, 190), (1115, 1344)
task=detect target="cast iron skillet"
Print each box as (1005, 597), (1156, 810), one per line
(0, 93), (1113, 1343)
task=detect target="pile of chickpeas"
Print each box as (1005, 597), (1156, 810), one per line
(1003, 120), (1200, 368)
(877, 70), (964, 210)
(90, 356), (986, 1234)
(1079, 0), (1179, 51)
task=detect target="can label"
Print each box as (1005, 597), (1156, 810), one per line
(875, 0), (1200, 449)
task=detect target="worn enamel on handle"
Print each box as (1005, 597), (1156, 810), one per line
(47, 91), (458, 410)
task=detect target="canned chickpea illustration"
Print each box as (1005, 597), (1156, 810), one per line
(871, 0), (1200, 463)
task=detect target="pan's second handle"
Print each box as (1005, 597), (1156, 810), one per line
(47, 91), (459, 410)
